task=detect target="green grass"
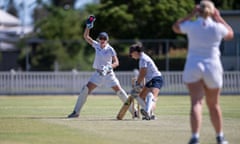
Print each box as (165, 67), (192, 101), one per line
(0, 95), (239, 144)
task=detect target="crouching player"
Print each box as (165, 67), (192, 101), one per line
(129, 43), (164, 120)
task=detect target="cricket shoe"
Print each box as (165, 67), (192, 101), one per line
(133, 111), (139, 119)
(150, 115), (157, 120)
(142, 115), (157, 120)
(68, 111), (79, 118)
(188, 137), (199, 144)
(150, 111), (157, 120)
(216, 136), (228, 144)
(140, 109), (151, 120)
(142, 117), (147, 120)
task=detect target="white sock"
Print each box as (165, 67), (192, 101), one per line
(145, 92), (154, 114)
(116, 89), (128, 102)
(217, 132), (224, 137)
(74, 86), (88, 114)
(135, 96), (146, 109)
(192, 133), (199, 139)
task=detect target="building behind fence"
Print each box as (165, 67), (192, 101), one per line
(0, 71), (239, 95)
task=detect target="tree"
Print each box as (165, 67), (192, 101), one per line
(85, 0), (193, 55)
(32, 0), (49, 25)
(18, 7), (87, 71)
(17, 0), (100, 71)
(17, 0), (238, 71)
(92, 0), (194, 40)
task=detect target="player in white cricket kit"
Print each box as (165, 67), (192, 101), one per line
(68, 16), (137, 118)
(129, 43), (163, 120)
(172, 1), (234, 144)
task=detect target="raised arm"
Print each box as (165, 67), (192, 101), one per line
(213, 9), (234, 40)
(83, 28), (94, 45)
(172, 5), (199, 34)
(83, 15), (96, 45)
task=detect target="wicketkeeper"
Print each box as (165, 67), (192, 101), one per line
(68, 15), (138, 118)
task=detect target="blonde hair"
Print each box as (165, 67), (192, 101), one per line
(199, 0), (215, 18)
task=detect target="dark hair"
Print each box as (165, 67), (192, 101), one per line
(129, 43), (143, 54)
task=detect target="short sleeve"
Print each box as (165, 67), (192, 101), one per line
(217, 23), (229, 38)
(92, 40), (98, 49)
(179, 21), (192, 34)
(139, 59), (148, 68)
(111, 47), (117, 56)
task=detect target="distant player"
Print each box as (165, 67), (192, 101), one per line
(172, 0), (233, 144)
(68, 15), (137, 118)
(129, 43), (164, 120)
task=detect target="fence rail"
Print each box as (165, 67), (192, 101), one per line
(0, 71), (239, 95)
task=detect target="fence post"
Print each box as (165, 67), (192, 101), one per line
(72, 69), (78, 94)
(165, 40), (169, 71)
(237, 34), (240, 71)
(10, 69), (16, 95)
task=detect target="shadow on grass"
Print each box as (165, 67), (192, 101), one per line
(0, 115), (143, 121)
(0, 116), (68, 119)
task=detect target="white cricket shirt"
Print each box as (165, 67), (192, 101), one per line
(92, 40), (116, 70)
(180, 17), (228, 59)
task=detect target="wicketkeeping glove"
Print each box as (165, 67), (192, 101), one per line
(86, 15), (96, 29)
(101, 65), (112, 76)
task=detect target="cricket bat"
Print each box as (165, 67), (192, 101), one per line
(116, 77), (144, 120)
(116, 95), (134, 120)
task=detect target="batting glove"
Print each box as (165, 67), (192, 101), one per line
(133, 81), (142, 92)
(130, 89), (139, 98)
(86, 15), (96, 29)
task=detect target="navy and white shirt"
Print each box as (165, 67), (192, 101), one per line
(139, 52), (162, 83)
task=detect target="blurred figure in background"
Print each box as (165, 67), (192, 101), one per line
(172, 0), (233, 144)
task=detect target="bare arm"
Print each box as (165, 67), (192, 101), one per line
(111, 56), (119, 69)
(213, 9), (234, 40)
(83, 28), (94, 45)
(136, 68), (147, 85)
(172, 6), (199, 34)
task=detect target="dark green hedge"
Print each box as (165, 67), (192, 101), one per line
(116, 55), (186, 71)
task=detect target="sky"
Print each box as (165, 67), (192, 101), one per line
(0, 0), (95, 25)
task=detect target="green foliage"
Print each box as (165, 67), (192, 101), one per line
(16, 0), (238, 71)
(88, 0), (194, 55)
(27, 0), (194, 70)
(117, 55), (186, 71)
(27, 7), (88, 71)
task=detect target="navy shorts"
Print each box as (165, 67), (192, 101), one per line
(145, 76), (164, 89)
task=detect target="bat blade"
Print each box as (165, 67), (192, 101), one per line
(116, 96), (133, 120)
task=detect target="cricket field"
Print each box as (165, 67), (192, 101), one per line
(0, 95), (239, 144)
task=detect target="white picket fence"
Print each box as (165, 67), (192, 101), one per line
(0, 71), (239, 95)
